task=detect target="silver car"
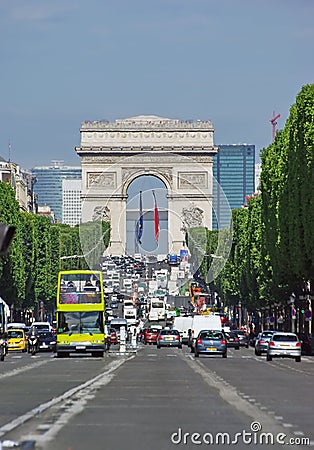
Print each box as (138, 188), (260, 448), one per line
(157, 329), (182, 349)
(266, 332), (301, 362)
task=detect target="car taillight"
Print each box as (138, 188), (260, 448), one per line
(158, 336), (162, 340)
(221, 339), (226, 345)
(175, 335), (180, 340)
(197, 339), (202, 344)
(269, 341), (275, 346)
(296, 342), (301, 347)
(235, 337), (239, 342)
(259, 339), (265, 344)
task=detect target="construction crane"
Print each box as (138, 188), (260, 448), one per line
(269, 111), (280, 142)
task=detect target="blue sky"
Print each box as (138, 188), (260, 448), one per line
(0, 0), (313, 169)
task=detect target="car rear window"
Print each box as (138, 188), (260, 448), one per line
(199, 331), (223, 340)
(147, 328), (159, 333)
(273, 334), (298, 342)
(39, 332), (53, 339)
(160, 330), (179, 336)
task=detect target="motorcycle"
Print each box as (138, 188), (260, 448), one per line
(28, 335), (39, 356)
(0, 337), (7, 361)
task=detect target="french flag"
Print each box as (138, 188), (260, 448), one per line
(152, 190), (159, 243)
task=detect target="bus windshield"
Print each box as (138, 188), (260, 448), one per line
(58, 311), (104, 334)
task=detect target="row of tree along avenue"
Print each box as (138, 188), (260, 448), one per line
(0, 181), (110, 322)
(188, 84), (313, 332)
(0, 84), (313, 327)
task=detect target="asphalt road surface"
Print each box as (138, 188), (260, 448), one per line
(0, 345), (313, 450)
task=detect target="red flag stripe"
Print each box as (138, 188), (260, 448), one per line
(152, 191), (159, 243)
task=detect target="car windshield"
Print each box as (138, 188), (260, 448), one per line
(8, 331), (23, 338)
(199, 331), (223, 340)
(273, 334), (298, 342)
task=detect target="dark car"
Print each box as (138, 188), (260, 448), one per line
(298, 333), (314, 355)
(225, 331), (240, 349)
(143, 327), (160, 345)
(194, 329), (227, 358)
(37, 331), (56, 352)
(233, 330), (249, 348)
(255, 331), (275, 355)
(157, 329), (182, 349)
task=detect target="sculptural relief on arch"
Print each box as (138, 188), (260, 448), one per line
(75, 115), (218, 255)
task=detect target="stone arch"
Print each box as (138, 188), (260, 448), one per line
(76, 115), (218, 255)
(122, 168), (171, 198)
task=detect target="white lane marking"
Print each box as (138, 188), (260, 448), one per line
(181, 354), (302, 441)
(0, 356), (132, 439)
(0, 360), (49, 381)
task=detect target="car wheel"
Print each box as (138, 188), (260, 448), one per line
(222, 352), (227, 358)
(235, 347), (240, 350)
(178, 345), (182, 349)
(245, 344), (249, 348)
(194, 351), (199, 358)
(255, 349), (261, 356)
(266, 353), (272, 361)
(157, 345), (160, 349)
(295, 356), (301, 362)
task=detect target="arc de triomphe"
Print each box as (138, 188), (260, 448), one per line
(75, 115), (218, 255)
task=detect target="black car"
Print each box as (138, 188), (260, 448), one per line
(298, 333), (314, 355)
(233, 330), (249, 348)
(225, 331), (240, 349)
(37, 331), (56, 352)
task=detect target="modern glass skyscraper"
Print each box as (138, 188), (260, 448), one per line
(212, 144), (255, 229)
(32, 162), (82, 223)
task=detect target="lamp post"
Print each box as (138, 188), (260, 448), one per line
(289, 293), (296, 333)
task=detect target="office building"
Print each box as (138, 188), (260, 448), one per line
(62, 179), (82, 227)
(212, 144), (255, 229)
(32, 161), (81, 223)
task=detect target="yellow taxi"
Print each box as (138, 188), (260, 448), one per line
(7, 328), (27, 352)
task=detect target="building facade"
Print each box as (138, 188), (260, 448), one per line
(0, 156), (37, 213)
(62, 179), (82, 227)
(212, 144), (255, 229)
(32, 162), (81, 223)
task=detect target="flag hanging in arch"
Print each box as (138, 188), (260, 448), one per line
(152, 190), (159, 243)
(136, 190), (143, 244)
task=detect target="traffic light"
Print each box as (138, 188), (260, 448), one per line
(0, 223), (16, 256)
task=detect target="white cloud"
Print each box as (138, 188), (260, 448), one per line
(1, 1), (77, 23)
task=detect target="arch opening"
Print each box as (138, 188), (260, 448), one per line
(126, 175), (168, 256)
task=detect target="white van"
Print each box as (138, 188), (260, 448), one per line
(189, 314), (222, 349)
(172, 316), (193, 344)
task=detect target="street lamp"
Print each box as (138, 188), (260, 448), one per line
(289, 293), (296, 333)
